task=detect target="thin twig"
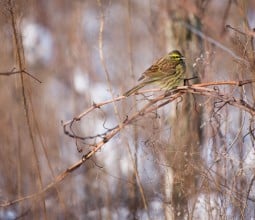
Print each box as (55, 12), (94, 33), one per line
(0, 70), (42, 83)
(181, 21), (250, 66)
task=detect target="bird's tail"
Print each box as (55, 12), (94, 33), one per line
(123, 82), (147, 97)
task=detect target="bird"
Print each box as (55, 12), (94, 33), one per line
(123, 50), (186, 96)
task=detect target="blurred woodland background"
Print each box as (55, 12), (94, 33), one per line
(1, 0), (255, 219)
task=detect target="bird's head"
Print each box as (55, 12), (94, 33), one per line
(168, 50), (185, 62)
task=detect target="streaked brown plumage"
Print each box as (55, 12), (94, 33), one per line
(123, 50), (186, 96)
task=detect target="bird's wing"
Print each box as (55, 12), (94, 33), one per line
(139, 57), (176, 81)
(138, 56), (164, 81)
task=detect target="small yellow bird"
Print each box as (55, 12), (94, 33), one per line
(123, 50), (186, 96)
